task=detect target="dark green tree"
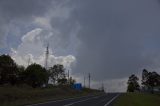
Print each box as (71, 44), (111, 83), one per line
(141, 69), (160, 93)
(57, 78), (67, 85)
(16, 65), (25, 85)
(68, 77), (76, 85)
(24, 63), (49, 88)
(146, 72), (160, 93)
(0, 54), (18, 85)
(49, 64), (67, 85)
(127, 74), (140, 92)
(142, 69), (149, 87)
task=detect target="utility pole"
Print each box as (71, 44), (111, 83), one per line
(84, 76), (85, 88)
(101, 82), (104, 92)
(45, 43), (49, 70)
(88, 73), (90, 89)
(68, 70), (70, 84)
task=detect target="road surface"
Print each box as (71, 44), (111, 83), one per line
(27, 93), (120, 106)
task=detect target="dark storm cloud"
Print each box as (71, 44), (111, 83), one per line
(0, 0), (52, 46)
(69, 0), (160, 80)
(0, 0), (51, 18)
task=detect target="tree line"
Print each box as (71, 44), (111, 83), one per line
(127, 69), (160, 93)
(0, 54), (75, 88)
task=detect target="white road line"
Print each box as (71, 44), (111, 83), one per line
(26, 95), (94, 106)
(104, 94), (120, 106)
(26, 94), (103, 106)
(63, 95), (104, 106)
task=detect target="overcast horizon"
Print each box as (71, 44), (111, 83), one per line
(1, 0), (160, 92)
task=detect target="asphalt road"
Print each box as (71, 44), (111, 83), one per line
(27, 93), (120, 106)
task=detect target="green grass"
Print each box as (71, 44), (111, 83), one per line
(0, 85), (101, 106)
(114, 93), (160, 106)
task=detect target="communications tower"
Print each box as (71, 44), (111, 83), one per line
(45, 43), (49, 70)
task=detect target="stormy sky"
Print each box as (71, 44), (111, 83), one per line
(1, 0), (160, 92)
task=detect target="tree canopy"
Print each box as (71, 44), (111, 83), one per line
(142, 69), (160, 93)
(127, 74), (140, 92)
(24, 63), (49, 88)
(0, 54), (18, 85)
(49, 64), (67, 85)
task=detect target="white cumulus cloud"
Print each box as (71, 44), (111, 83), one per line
(11, 28), (76, 71)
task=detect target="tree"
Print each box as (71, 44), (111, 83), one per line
(0, 54), (18, 85)
(16, 65), (25, 85)
(146, 72), (160, 93)
(141, 69), (160, 93)
(69, 77), (76, 85)
(127, 74), (140, 92)
(24, 63), (49, 88)
(142, 69), (149, 86)
(57, 78), (67, 85)
(49, 64), (67, 85)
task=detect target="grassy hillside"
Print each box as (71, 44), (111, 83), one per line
(0, 85), (101, 106)
(114, 93), (160, 106)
